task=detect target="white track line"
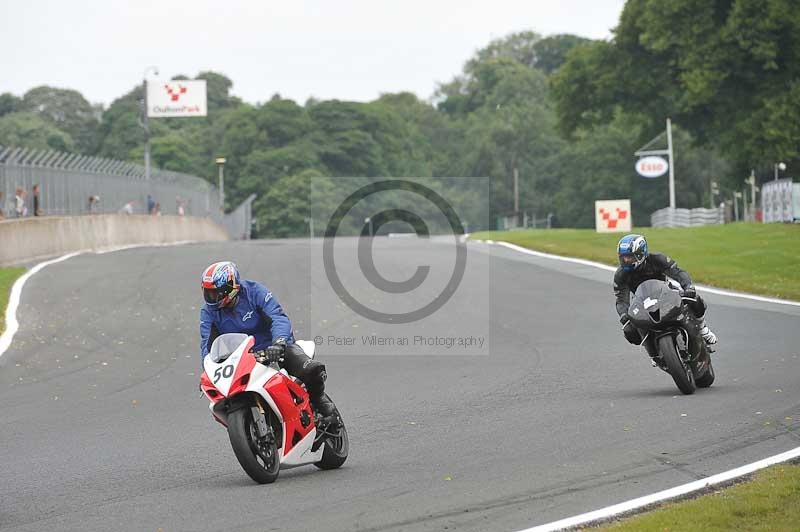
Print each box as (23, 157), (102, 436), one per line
(476, 238), (800, 530)
(0, 241), (200, 359)
(517, 446), (800, 532)
(0, 252), (83, 358)
(486, 240), (800, 307)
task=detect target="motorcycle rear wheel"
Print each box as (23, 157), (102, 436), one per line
(695, 359), (715, 388)
(657, 335), (696, 395)
(314, 395), (349, 470)
(228, 408), (280, 484)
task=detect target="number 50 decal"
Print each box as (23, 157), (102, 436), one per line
(213, 364), (234, 383)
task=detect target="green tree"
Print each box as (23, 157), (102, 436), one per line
(255, 98), (314, 147)
(254, 169), (329, 238)
(0, 93), (22, 117)
(532, 34), (591, 74)
(553, 0), (800, 177)
(0, 112), (74, 152)
(22, 86), (99, 153)
(96, 85), (144, 160)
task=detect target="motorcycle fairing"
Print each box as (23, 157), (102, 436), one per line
(629, 280), (682, 329)
(201, 333), (324, 467)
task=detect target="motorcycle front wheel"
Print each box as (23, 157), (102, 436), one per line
(657, 335), (696, 395)
(228, 407), (280, 484)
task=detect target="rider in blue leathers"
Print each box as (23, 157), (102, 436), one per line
(200, 278), (291, 358)
(200, 261), (334, 417)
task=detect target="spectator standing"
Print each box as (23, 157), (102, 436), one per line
(147, 194), (155, 215)
(120, 200), (136, 215)
(15, 188), (27, 217)
(88, 195), (100, 214)
(32, 184), (42, 216)
(0, 192), (5, 219)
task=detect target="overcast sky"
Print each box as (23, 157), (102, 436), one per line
(1, 0), (625, 107)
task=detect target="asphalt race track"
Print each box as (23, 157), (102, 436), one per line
(1, 238), (799, 532)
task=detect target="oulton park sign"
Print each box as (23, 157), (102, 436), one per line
(635, 156), (669, 178)
(147, 80), (207, 118)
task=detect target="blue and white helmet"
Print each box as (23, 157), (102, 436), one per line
(617, 234), (648, 272)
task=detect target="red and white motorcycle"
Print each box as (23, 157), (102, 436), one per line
(199, 333), (348, 484)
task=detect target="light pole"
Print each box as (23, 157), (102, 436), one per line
(710, 180), (719, 209)
(365, 217), (373, 236)
(745, 170), (759, 221)
(634, 117), (676, 209)
(215, 157), (226, 213)
(141, 66), (159, 180)
(774, 161), (786, 181)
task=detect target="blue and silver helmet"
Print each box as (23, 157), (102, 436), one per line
(617, 234), (648, 272)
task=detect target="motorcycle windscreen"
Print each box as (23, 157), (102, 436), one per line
(630, 280), (682, 326)
(209, 333), (250, 363)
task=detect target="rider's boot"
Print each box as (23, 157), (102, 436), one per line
(699, 319), (717, 348)
(311, 392), (336, 418)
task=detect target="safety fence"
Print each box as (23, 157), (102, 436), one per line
(0, 146), (254, 238)
(221, 194), (255, 240)
(497, 211), (553, 230)
(650, 207), (725, 228)
(0, 145), (219, 218)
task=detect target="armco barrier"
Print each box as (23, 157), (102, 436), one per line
(0, 214), (229, 266)
(650, 207), (724, 228)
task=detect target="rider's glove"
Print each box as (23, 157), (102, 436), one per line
(254, 345), (284, 365)
(265, 344), (285, 363)
(682, 286), (697, 299)
(254, 338), (288, 365)
(619, 312), (630, 325)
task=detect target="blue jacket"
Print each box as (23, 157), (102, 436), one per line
(199, 279), (293, 360)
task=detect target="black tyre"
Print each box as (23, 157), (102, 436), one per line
(314, 396), (349, 470)
(696, 359), (715, 388)
(657, 335), (696, 395)
(227, 408), (280, 484)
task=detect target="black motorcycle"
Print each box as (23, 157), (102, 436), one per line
(626, 279), (715, 395)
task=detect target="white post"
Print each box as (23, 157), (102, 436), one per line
(513, 167), (519, 219)
(743, 188), (749, 221)
(141, 66), (158, 180)
(667, 118), (675, 209)
(218, 164), (224, 212)
(215, 157), (226, 214)
(144, 77), (150, 181)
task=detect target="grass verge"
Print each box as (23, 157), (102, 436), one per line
(471, 224), (800, 300)
(0, 267), (25, 335)
(593, 463), (800, 531)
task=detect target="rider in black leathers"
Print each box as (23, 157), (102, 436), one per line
(614, 234), (717, 357)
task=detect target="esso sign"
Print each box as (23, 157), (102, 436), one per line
(636, 156), (669, 178)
